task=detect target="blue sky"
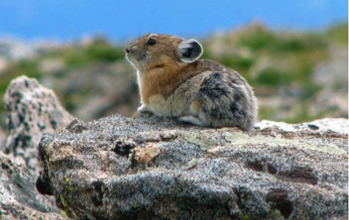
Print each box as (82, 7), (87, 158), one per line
(0, 0), (347, 41)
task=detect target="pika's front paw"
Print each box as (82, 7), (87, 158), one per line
(137, 105), (150, 113)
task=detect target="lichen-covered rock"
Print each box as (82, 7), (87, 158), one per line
(2, 76), (74, 172)
(0, 151), (68, 220)
(38, 114), (348, 220)
(0, 76), (71, 219)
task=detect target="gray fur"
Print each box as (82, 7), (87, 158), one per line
(177, 60), (258, 132)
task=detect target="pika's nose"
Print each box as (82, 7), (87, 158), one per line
(125, 45), (138, 53)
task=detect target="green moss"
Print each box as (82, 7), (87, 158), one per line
(60, 194), (68, 208)
(66, 186), (75, 192)
(61, 210), (68, 217)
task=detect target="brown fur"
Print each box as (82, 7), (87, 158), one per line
(126, 34), (204, 104)
(141, 61), (202, 104)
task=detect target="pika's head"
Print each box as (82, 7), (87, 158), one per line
(125, 34), (203, 72)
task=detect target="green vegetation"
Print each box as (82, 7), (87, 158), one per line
(203, 23), (331, 87)
(41, 37), (125, 67)
(255, 68), (293, 86)
(325, 22), (348, 45)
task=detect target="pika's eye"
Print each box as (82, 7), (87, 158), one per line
(146, 38), (156, 45)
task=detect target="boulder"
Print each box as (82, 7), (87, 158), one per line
(0, 76), (72, 219)
(37, 113), (348, 220)
(2, 76), (73, 172)
(0, 151), (68, 219)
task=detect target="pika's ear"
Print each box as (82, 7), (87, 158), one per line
(178, 39), (203, 63)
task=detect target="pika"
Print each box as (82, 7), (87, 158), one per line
(125, 34), (258, 132)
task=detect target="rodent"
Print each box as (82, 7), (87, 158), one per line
(125, 34), (258, 132)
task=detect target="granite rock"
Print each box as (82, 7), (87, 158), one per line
(37, 114), (348, 220)
(2, 76), (74, 172)
(0, 151), (68, 220)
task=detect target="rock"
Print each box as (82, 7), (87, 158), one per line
(0, 151), (68, 220)
(256, 118), (349, 136)
(0, 127), (5, 148)
(1, 75), (346, 220)
(38, 114), (348, 220)
(2, 76), (74, 172)
(0, 76), (70, 219)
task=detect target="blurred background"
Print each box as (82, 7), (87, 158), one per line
(0, 0), (347, 131)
